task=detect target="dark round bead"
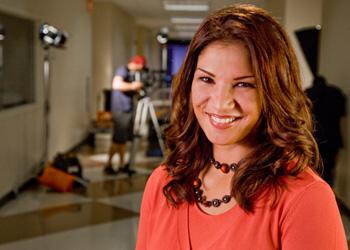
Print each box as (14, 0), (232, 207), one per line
(220, 163), (230, 173)
(194, 189), (203, 197)
(193, 178), (202, 188)
(230, 163), (238, 171)
(194, 191), (201, 197)
(212, 199), (221, 207)
(222, 195), (231, 203)
(196, 195), (203, 202)
(204, 201), (212, 207)
(194, 189), (203, 195)
(214, 161), (221, 169)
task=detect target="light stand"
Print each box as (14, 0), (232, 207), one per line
(127, 96), (166, 175)
(39, 23), (68, 165)
(42, 49), (51, 162)
(157, 28), (169, 73)
(0, 25), (4, 108)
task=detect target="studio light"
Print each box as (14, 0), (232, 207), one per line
(39, 23), (68, 49)
(157, 33), (168, 44)
(157, 27), (169, 45)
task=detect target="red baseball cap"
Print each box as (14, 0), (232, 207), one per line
(129, 55), (146, 67)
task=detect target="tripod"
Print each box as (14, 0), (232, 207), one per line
(124, 96), (166, 175)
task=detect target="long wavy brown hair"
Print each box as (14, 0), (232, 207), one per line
(163, 4), (320, 212)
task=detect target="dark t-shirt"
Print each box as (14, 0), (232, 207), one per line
(111, 66), (148, 112)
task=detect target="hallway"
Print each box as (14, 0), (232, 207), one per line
(0, 0), (349, 249)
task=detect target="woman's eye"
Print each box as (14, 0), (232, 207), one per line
(199, 76), (213, 83)
(235, 82), (256, 88)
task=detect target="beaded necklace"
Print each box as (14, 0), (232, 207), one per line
(210, 158), (238, 174)
(193, 158), (239, 208)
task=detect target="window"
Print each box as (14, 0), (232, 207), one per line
(0, 11), (35, 109)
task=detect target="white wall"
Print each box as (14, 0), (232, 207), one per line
(111, 5), (136, 73)
(284, 0), (322, 89)
(92, 2), (113, 112)
(92, 2), (135, 113)
(0, 105), (42, 196)
(134, 26), (161, 71)
(266, 0), (286, 25)
(0, 0), (92, 197)
(319, 0), (350, 205)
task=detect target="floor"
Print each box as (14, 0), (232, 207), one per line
(0, 145), (349, 250)
(0, 144), (162, 250)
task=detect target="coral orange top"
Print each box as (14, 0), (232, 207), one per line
(136, 166), (347, 250)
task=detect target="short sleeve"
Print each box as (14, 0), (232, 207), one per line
(281, 182), (347, 249)
(115, 66), (128, 80)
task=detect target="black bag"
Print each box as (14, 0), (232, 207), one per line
(52, 153), (83, 178)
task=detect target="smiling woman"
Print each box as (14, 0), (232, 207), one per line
(136, 4), (347, 250)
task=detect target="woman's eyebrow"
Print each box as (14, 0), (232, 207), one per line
(196, 67), (215, 77)
(197, 67), (255, 81)
(233, 75), (255, 81)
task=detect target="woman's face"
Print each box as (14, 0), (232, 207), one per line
(191, 41), (261, 148)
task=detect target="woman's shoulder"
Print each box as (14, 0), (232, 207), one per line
(285, 167), (328, 191)
(144, 165), (170, 194)
(277, 168), (347, 249)
(141, 165), (173, 209)
(148, 165), (170, 183)
(279, 167), (335, 208)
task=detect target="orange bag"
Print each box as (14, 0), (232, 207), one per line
(38, 165), (76, 192)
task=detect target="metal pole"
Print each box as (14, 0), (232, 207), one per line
(42, 49), (51, 165)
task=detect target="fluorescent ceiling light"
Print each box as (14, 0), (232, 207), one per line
(174, 24), (199, 30)
(171, 31), (195, 38)
(164, 1), (209, 12)
(171, 17), (203, 24)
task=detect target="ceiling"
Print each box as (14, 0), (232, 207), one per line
(95, 0), (266, 38)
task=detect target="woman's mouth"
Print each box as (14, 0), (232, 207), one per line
(208, 113), (241, 128)
(211, 115), (237, 124)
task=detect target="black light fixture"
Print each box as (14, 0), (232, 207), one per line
(39, 23), (68, 49)
(295, 25), (321, 77)
(0, 24), (5, 41)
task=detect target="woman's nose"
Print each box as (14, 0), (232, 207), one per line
(211, 84), (235, 111)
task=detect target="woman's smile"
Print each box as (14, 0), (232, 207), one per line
(207, 113), (241, 129)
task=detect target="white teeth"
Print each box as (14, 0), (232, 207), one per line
(211, 116), (236, 124)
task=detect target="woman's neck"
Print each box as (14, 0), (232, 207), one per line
(213, 143), (253, 164)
